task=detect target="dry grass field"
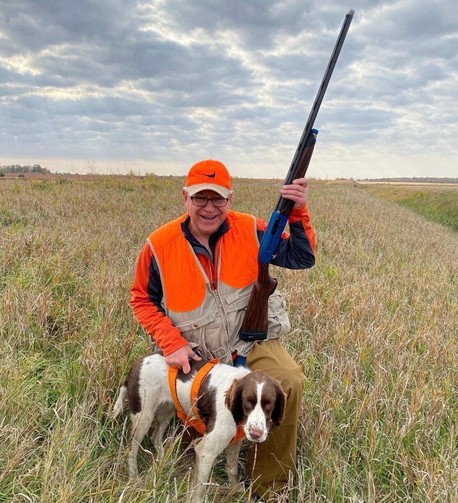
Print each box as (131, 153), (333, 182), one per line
(1, 175), (457, 502)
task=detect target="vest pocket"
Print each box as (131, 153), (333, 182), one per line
(174, 312), (230, 363)
(267, 291), (291, 338)
(223, 290), (251, 312)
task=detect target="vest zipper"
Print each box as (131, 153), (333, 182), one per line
(211, 288), (230, 337)
(212, 241), (230, 336)
(210, 240), (221, 290)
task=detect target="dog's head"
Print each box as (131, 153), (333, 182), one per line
(225, 370), (286, 442)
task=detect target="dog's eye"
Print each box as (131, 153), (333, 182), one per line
(262, 400), (273, 414)
(243, 397), (256, 414)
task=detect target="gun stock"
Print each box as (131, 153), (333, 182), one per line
(239, 263), (277, 341)
(240, 10), (354, 343)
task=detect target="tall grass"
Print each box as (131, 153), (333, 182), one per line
(1, 176), (456, 502)
(360, 183), (458, 232)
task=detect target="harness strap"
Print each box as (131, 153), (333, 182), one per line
(231, 425), (246, 444)
(168, 359), (219, 436)
(168, 365), (189, 426)
(167, 359), (246, 444)
(190, 359), (219, 418)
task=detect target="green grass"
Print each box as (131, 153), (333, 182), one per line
(1, 176), (457, 502)
(360, 183), (458, 232)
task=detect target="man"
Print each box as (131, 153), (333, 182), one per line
(130, 159), (316, 499)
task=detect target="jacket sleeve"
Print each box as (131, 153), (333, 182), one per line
(130, 241), (189, 356)
(256, 203), (316, 269)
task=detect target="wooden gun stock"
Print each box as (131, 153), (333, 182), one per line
(239, 263), (277, 341)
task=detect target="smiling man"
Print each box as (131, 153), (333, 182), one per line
(183, 161), (233, 250)
(130, 159), (316, 500)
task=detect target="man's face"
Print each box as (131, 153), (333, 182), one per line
(184, 189), (232, 241)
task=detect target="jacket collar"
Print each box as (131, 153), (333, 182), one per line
(181, 216), (230, 260)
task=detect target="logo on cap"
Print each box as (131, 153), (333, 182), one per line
(184, 159), (232, 198)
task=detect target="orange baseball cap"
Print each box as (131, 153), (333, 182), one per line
(184, 159), (232, 198)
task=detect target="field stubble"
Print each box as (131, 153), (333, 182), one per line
(0, 176), (456, 502)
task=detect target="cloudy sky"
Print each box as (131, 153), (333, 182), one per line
(1, 0), (456, 179)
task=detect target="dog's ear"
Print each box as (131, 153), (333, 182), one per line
(225, 379), (245, 425)
(271, 381), (287, 427)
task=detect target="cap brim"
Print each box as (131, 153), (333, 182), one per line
(185, 183), (230, 198)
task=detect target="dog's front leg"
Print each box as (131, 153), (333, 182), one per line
(192, 434), (227, 503)
(225, 441), (242, 487)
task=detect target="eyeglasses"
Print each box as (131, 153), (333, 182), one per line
(190, 196), (229, 208)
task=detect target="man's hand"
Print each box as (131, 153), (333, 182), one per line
(280, 177), (309, 208)
(165, 344), (202, 374)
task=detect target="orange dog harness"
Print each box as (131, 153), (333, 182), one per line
(168, 359), (245, 445)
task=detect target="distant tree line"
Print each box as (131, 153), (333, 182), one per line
(360, 177), (458, 184)
(0, 164), (51, 175)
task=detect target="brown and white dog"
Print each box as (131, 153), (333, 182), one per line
(112, 354), (286, 502)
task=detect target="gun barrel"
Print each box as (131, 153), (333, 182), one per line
(284, 9), (354, 187)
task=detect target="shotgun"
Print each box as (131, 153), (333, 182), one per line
(240, 9), (354, 342)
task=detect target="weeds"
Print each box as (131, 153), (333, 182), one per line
(0, 177), (457, 502)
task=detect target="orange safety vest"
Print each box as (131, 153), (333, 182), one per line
(149, 210), (259, 313)
(167, 360), (245, 445)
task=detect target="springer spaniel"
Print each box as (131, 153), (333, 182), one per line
(112, 354), (286, 503)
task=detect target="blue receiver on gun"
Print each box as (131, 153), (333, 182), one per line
(258, 212), (289, 264)
(258, 128), (319, 264)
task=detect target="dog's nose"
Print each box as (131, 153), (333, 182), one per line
(248, 427), (265, 441)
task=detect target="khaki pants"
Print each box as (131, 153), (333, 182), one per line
(246, 338), (305, 498)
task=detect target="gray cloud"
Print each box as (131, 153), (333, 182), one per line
(0, 0), (456, 178)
